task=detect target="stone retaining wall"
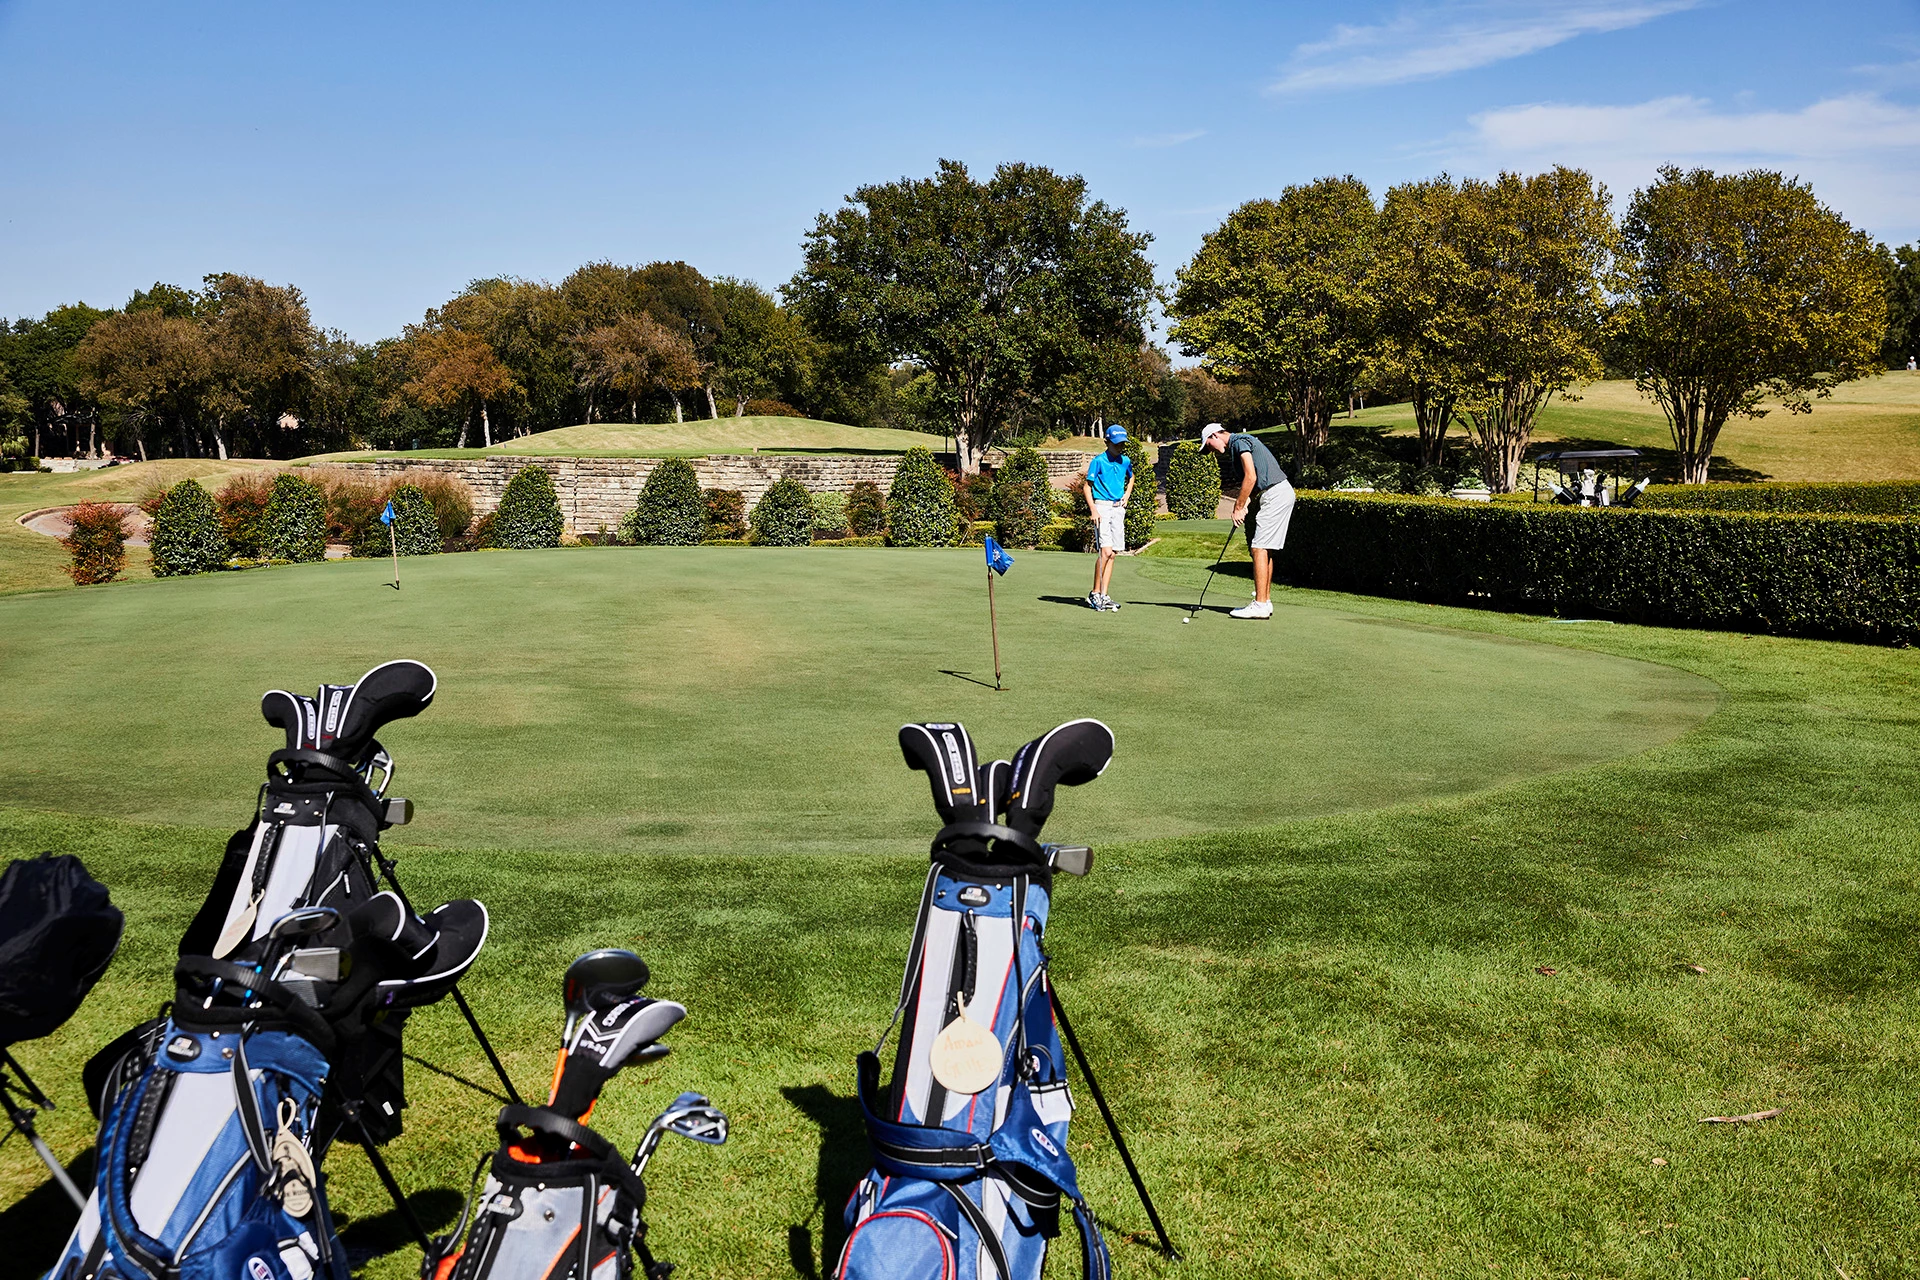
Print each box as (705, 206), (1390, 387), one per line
(320, 450), (1103, 532)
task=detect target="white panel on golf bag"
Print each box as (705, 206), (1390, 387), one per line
(449, 1175), (629, 1280)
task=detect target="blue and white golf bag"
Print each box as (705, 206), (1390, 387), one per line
(838, 720), (1114, 1280)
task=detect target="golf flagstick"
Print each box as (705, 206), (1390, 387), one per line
(1051, 984), (1181, 1261)
(381, 498), (399, 589)
(1183, 520), (1239, 622)
(984, 535), (1013, 690)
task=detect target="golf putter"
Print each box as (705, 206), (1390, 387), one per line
(1183, 520), (1240, 623)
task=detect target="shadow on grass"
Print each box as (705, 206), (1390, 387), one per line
(938, 669), (1000, 690)
(0, 1145), (90, 1280)
(338, 1185), (465, 1269)
(781, 1084), (867, 1279)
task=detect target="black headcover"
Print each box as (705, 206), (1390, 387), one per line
(1004, 719), (1114, 838)
(899, 723), (988, 825)
(0, 853), (124, 1046)
(262, 660), (438, 762)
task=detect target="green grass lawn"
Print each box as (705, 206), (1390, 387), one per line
(300, 416), (945, 462)
(2, 547), (1918, 1279)
(1345, 374), (1920, 482)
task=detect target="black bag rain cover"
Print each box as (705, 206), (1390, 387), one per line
(0, 853), (124, 1046)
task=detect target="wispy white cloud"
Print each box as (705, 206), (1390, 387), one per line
(1269, 1), (1700, 95)
(1132, 129), (1207, 148)
(1444, 92), (1920, 237)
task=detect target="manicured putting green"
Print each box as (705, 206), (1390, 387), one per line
(0, 548), (1716, 854)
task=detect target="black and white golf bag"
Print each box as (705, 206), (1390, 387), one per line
(838, 720), (1115, 1280)
(44, 660), (491, 1280)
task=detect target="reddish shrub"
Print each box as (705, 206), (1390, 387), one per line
(216, 473), (274, 559)
(62, 502), (131, 585)
(743, 399), (803, 418)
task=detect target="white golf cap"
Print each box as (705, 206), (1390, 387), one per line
(1198, 423), (1226, 446)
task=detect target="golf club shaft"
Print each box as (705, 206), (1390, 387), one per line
(1050, 985), (1181, 1261)
(1188, 521), (1239, 618)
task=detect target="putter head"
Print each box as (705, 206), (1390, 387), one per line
(563, 949), (650, 1020)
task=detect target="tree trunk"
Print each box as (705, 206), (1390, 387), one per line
(735, 398), (746, 417)
(705, 385), (718, 419)
(1460, 382), (1548, 492)
(1411, 383), (1456, 470)
(671, 394), (683, 424)
(481, 401), (493, 447)
(1290, 382), (1332, 472)
(586, 390), (596, 424)
(87, 419), (98, 458)
(210, 418), (228, 461)
(456, 405), (470, 449)
(136, 431), (148, 462)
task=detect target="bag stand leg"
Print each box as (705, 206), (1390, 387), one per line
(370, 848), (524, 1107)
(1050, 987), (1182, 1262)
(344, 1101), (434, 1256)
(0, 1050), (84, 1210)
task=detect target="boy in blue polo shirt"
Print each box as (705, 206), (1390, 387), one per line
(1073, 424), (1135, 611)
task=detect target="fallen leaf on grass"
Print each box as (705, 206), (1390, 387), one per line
(1700, 1107), (1783, 1124)
(1535, 966), (1557, 976)
(1676, 963), (1707, 975)
(1650, 1157), (1668, 1167)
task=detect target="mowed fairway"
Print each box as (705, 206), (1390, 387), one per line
(5, 548), (1920, 1280)
(0, 548), (1714, 853)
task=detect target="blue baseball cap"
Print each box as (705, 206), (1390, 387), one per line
(1104, 424), (1128, 444)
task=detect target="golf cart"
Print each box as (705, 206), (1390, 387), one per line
(1533, 448), (1652, 508)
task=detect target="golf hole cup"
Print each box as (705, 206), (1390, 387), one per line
(929, 1005), (1003, 1095)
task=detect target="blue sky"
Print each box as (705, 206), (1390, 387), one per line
(4, 0), (1917, 340)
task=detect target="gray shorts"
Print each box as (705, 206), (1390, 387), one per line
(1247, 481), (1295, 550)
(1093, 500), (1126, 551)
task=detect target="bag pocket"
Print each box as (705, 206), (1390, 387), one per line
(836, 1208), (956, 1280)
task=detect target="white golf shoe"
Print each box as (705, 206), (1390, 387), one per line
(1229, 600), (1274, 620)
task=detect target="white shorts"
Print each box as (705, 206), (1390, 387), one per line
(1092, 500), (1126, 551)
(1247, 481), (1295, 550)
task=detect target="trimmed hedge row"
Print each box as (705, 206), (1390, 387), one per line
(1638, 481), (1920, 516)
(1283, 493), (1919, 645)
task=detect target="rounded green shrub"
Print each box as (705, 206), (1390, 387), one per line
(811, 491), (849, 538)
(624, 458), (706, 545)
(492, 465), (564, 549)
(389, 484), (442, 555)
(750, 478), (814, 546)
(1166, 440), (1219, 520)
(262, 473), (328, 562)
(1123, 439), (1157, 549)
(886, 447), (958, 547)
(847, 481), (887, 536)
(991, 447), (1052, 548)
(149, 479), (229, 576)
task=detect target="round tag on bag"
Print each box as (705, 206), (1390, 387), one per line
(928, 1011), (1002, 1095)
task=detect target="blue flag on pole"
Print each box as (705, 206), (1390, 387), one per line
(379, 500), (396, 526)
(984, 534), (1014, 576)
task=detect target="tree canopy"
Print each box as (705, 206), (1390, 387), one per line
(787, 158), (1157, 471)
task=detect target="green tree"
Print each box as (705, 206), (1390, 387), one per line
(710, 278), (817, 415)
(1614, 167), (1889, 485)
(1451, 168), (1616, 492)
(1170, 177), (1378, 472)
(262, 473), (327, 562)
(148, 478), (228, 576)
(492, 465), (564, 548)
(788, 159), (1157, 473)
(438, 277), (575, 438)
(847, 480), (886, 535)
(624, 457), (706, 545)
(200, 273), (318, 460)
(749, 478), (814, 546)
(1122, 437), (1157, 548)
(1881, 242), (1920, 370)
(572, 314), (702, 423)
(2, 304), (113, 459)
(1373, 176), (1474, 469)
(393, 327), (518, 447)
(72, 309), (213, 463)
(885, 446), (958, 545)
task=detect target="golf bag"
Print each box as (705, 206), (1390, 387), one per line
(0, 852), (124, 1209)
(45, 888), (490, 1280)
(838, 720), (1114, 1280)
(426, 953), (728, 1280)
(174, 659), (444, 1146)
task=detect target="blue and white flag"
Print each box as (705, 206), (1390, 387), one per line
(984, 534), (1014, 576)
(379, 500), (396, 526)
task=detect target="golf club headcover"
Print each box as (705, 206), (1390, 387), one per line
(976, 759), (1012, 822)
(549, 996), (687, 1119)
(262, 660), (437, 758)
(1004, 719), (1114, 838)
(344, 890), (489, 1008)
(898, 723), (987, 824)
